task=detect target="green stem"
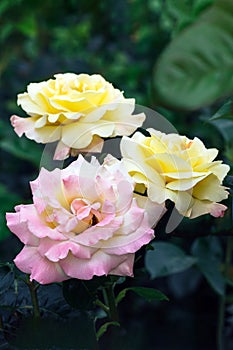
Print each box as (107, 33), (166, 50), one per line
(217, 236), (233, 350)
(104, 284), (119, 322)
(95, 299), (109, 314)
(26, 277), (40, 318)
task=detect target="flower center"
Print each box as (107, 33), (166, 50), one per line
(70, 198), (102, 226)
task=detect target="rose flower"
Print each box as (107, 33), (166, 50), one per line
(120, 128), (230, 219)
(6, 155), (165, 284)
(11, 73), (145, 160)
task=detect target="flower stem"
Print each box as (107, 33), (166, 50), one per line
(217, 236), (233, 350)
(26, 277), (40, 318)
(104, 283), (119, 322)
(95, 299), (109, 315)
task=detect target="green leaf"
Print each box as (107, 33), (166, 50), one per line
(191, 236), (223, 260)
(195, 259), (225, 296)
(116, 286), (168, 305)
(96, 321), (120, 341)
(207, 118), (233, 144)
(209, 99), (233, 121)
(145, 242), (197, 279)
(191, 237), (225, 295)
(153, 0), (233, 110)
(0, 271), (14, 294)
(0, 137), (42, 166)
(193, 0), (214, 15)
(17, 15), (37, 38)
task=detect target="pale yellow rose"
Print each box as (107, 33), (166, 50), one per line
(120, 128), (230, 219)
(11, 73), (145, 159)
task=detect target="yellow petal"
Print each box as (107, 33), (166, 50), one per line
(193, 174), (229, 202)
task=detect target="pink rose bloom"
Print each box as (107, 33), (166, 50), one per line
(6, 155), (165, 284)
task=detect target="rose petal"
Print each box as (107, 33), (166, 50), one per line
(60, 250), (133, 280)
(14, 246), (68, 284)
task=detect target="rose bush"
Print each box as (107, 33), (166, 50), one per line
(121, 128), (230, 218)
(6, 155), (165, 284)
(11, 73), (145, 160)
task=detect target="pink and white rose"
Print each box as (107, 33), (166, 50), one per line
(11, 73), (145, 160)
(6, 155), (165, 284)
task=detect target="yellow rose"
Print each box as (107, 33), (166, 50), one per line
(120, 128), (230, 219)
(11, 73), (145, 159)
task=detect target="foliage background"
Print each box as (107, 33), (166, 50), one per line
(0, 0), (232, 349)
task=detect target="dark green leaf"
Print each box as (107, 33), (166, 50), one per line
(207, 118), (233, 144)
(193, 0), (214, 15)
(116, 286), (168, 305)
(209, 99), (233, 121)
(191, 236), (223, 261)
(0, 271), (14, 294)
(196, 259), (225, 296)
(153, 0), (233, 110)
(96, 321), (120, 341)
(0, 136), (42, 166)
(191, 237), (225, 295)
(145, 242), (197, 279)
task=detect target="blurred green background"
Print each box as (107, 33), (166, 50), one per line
(0, 0), (233, 349)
